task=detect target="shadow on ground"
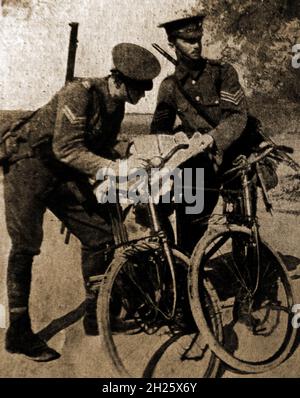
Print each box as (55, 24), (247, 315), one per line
(37, 301), (86, 342)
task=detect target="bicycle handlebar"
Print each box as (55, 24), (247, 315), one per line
(141, 143), (190, 171)
(223, 144), (296, 178)
(148, 144), (189, 169)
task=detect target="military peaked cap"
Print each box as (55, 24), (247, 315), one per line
(158, 14), (206, 40)
(112, 43), (161, 90)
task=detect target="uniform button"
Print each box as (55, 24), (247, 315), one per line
(215, 100), (219, 104)
(195, 96), (200, 102)
(192, 80), (196, 85)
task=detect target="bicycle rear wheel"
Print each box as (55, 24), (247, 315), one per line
(189, 225), (297, 374)
(98, 247), (222, 378)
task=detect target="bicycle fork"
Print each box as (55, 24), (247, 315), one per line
(241, 171), (261, 295)
(148, 196), (177, 320)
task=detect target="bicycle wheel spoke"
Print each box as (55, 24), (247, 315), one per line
(204, 235), (230, 260)
(100, 249), (221, 377)
(190, 226), (297, 374)
(211, 239), (250, 293)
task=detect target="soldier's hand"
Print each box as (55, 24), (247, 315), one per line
(117, 157), (148, 179)
(174, 131), (189, 145)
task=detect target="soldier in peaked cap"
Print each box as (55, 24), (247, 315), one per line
(158, 13), (205, 41)
(2, 43), (160, 362)
(151, 11), (258, 254)
(112, 43), (160, 93)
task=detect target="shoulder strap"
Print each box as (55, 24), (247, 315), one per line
(170, 75), (218, 129)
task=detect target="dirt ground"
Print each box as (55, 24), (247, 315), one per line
(0, 113), (299, 378)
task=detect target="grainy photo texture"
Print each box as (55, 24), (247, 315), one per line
(0, 0), (300, 379)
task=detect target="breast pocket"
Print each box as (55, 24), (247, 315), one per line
(196, 95), (220, 107)
(176, 92), (220, 112)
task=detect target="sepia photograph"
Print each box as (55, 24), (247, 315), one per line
(0, 0), (300, 383)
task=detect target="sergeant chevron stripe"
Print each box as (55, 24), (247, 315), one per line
(63, 105), (87, 125)
(220, 89), (244, 105)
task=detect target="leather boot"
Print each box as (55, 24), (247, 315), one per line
(5, 253), (60, 361)
(5, 309), (60, 362)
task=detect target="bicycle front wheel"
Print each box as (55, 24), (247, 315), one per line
(189, 225), (297, 374)
(98, 247), (222, 378)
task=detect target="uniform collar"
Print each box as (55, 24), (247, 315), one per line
(175, 57), (207, 82)
(95, 76), (124, 105)
(92, 77), (125, 115)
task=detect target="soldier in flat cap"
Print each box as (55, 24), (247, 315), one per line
(3, 43), (160, 361)
(151, 11), (255, 254)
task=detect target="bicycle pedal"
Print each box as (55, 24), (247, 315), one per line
(90, 283), (102, 292)
(87, 275), (105, 291)
(88, 275), (105, 284)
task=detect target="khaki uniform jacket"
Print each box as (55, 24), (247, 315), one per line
(151, 59), (248, 164)
(18, 77), (125, 177)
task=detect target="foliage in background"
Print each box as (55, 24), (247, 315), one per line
(197, 0), (300, 101)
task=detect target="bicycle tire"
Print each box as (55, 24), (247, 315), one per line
(98, 248), (222, 378)
(189, 224), (297, 374)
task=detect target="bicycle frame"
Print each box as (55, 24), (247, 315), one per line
(147, 175), (178, 319)
(107, 172), (179, 321)
(241, 170), (253, 222)
(236, 166), (261, 295)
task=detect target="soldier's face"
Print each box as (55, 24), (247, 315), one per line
(174, 37), (202, 60)
(125, 85), (146, 105)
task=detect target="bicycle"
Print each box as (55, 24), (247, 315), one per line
(92, 134), (223, 378)
(188, 143), (298, 374)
